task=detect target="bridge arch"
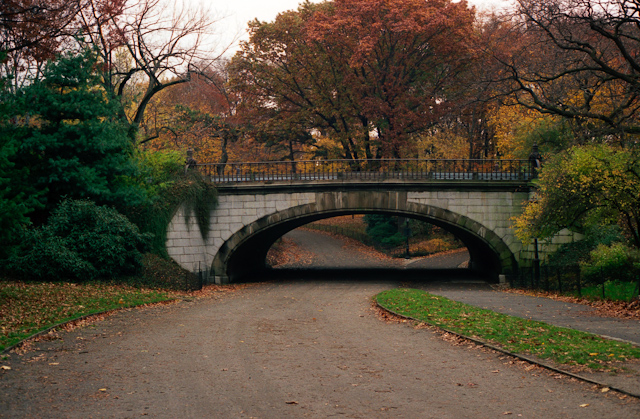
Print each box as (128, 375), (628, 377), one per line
(211, 191), (517, 284)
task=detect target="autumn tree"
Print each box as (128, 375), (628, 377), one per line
(514, 144), (640, 248)
(141, 60), (247, 168)
(312, 0), (477, 158)
(0, 0), (84, 57)
(492, 0), (640, 144)
(232, 0), (477, 161)
(487, 104), (575, 159)
(0, 1), (93, 94)
(75, 0), (227, 143)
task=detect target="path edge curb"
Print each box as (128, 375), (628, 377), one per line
(375, 301), (640, 400)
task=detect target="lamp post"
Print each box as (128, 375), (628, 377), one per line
(404, 220), (411, 259)
(533, 237), (540, 288)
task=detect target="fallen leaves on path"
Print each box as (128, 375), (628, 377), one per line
(0, 281), (171, 350)
(267, 237), (316, 267)
(1, 279), (251, 354)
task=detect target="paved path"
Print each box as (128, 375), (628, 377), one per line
(276, 229), (640, 396)
(2, 280), (639, 418)
(404, 249), (470, 269)
(2, 229), (640, 417)
(281, 230), (639, 346)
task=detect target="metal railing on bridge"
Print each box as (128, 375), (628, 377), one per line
(196, 159), (534, 184)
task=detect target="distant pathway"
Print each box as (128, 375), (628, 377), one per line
(404, 249), (470, 269)
(278, 229), (469, 269)
(277, 229), (403, 268)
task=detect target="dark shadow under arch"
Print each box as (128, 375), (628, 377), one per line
(212, 198), (517, 284)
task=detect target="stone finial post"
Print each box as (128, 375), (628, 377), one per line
(528, 143), (542, 178)
(185, 148), (197, 173)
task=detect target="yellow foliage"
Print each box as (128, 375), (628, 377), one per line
(488, 104), (550, 159)
(412, 130), (468, 159)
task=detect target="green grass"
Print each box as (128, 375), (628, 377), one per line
(0, 281), (173, 352)
(376, 288), (640, 370)
(578, 280), (640, 302)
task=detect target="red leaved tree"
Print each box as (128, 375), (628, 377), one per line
(232, 0), (478, 160)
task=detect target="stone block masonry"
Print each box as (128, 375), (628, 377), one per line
(166, 192), (316, 275)
(166, 185), (576, 284)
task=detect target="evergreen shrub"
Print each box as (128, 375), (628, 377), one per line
(7, 200), (151, 281)
(364, 214), (404, 247)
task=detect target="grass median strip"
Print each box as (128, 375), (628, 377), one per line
(1, 281), (173, 352)
(376, 288), (640, 370)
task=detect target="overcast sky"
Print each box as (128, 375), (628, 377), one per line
(204, 0), (515, 53)
(218, 0), (514, 27)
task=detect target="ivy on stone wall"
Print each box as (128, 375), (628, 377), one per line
(127, 170), (217, 258)
(182, 174), (218, 241)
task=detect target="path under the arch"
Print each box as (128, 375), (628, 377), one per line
(272, 229), (470, 270)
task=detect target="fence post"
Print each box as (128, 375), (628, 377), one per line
(576, 266), (582, 298)
(544, 265), (549, 292)
(557, 266), (562, 293)
(533, 238), (540, 290)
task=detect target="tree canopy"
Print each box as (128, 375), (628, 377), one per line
(232, 0), (478, 160)
(514, 144), (640, 248)
(492, 0), (640, 143)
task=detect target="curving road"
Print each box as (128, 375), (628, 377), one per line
(1, 230), (639, 417)
(274, 229), (470, 270)
(2, 281), (639, 418)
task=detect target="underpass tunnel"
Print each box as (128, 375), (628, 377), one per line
(221, 210), (508, 284)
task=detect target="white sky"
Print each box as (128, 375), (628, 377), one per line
(218, 0), (513, 27)
(203, 0), (515, 54)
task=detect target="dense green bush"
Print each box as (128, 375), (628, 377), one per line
(364, 214), (404, 247)
(2, 49), (146, 225)
(547, 224), (624, 267)
(0, 61), (43, 258)
(6, 200), (151, 281)
(580, 242), (640, 284)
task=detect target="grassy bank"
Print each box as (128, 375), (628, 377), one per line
(0, 281), (173, 352)
(376, 288), (640, 371)
(578, 280), (640, 302)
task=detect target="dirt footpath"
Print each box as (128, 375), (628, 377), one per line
(1, 279), (639, 418)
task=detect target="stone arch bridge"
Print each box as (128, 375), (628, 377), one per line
(165, 159), (575, 284)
